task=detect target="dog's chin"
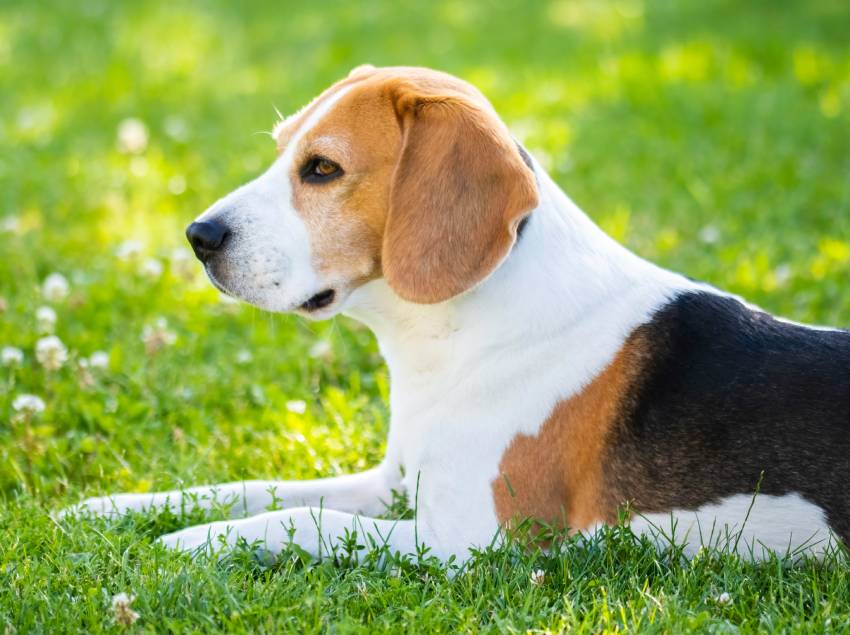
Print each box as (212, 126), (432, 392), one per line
(204, 266), (346, 319)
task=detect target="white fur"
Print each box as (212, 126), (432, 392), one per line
(630, 492), (835, 558)
(68, 86), (834, 564)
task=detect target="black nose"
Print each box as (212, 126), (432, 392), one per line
(186, 221), (229, 262)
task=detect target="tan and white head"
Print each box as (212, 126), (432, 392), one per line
(186, 65), (539, 318)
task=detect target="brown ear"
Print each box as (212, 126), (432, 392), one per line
(382, 84), (539, 304)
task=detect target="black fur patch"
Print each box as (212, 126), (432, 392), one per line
(604, 291), (850, 545)
(516, 215), (530, 240)
(514, 142), (533, 243)
(516, 142), (534, 171)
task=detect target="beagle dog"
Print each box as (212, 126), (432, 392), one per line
(71, 65), (850, 562)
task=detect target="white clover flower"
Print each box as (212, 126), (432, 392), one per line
(1, 346), (23, 367)
(164, 115), (189, 141)
(71, 270), (90, 285)
(16, 104), (54, 133)
(168, 175), (187, 195)
(309, 340), (332, 359)
(286, 400), (307, 414)
(530, 569), (545, 586)
(77, 358), (94, 388)
(36, 335), (68, 371)
(115, 239), (143, 261)
(235, 349), (253, 364)
(117, 117), (148, 154)
(36, 305), (57, 333)
(170, 246), (192, 263)
(715, 591), (733, 606)
(89, 351), (110, 369)
(139, 257), (163, 279)
(774, 263), (792, 286)
(1, 215), (20, 233)
(698, 224), (721, 245)
(168, 246), (195, 279)
(141, 318), (177, 354)
(12, 394), (45, 415)
(111, 592), (140, 627)
(42, 272), (70, 302)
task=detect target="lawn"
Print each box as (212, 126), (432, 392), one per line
(2, 0), (850, 631)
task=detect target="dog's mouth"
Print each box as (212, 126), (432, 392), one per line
(204, 263), (340, 316)
(300, 288), (336, 312)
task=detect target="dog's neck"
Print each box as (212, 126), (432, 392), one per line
(344, 159), (689, 378)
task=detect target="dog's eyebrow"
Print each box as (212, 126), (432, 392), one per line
(306, 135), (353, 162)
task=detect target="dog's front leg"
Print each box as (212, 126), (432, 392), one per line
(63, 464), (402, 519)
(158, 507), (424, 563)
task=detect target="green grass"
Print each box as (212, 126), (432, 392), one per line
(2, 0), (850, 631)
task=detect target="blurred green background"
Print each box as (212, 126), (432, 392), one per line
(1, 0), (849, 498)
(2, 1), (850, 631)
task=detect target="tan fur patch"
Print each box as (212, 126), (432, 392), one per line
(288, 78), (403, 285)
(491, 335), (647, 533)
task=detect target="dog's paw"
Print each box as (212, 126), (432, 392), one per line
(157, 511), (305, 556)
(158, 521), (233, 554)
(58, 493), (157, 520)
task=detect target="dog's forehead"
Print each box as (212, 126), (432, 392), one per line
(273, 67), (487, 155)
(273, 80), (356, 153)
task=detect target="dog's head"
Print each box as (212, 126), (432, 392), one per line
(187, 65), (538, 317)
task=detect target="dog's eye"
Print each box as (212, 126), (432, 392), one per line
(301, 157), (343, 183)
(314, 159), (339, 177)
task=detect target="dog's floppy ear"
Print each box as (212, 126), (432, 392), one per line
(383, 83), (538, 304)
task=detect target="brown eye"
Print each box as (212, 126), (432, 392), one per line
(301, 156), (343, 183)
(315, 159), (338, 176)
